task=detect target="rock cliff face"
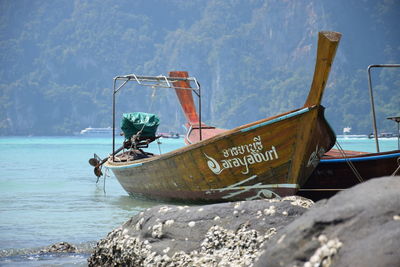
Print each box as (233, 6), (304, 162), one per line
(88, 176), (400, 266)
(1, 0), (399, 135)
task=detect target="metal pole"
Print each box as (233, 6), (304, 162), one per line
(198, 82), (202, 141)
(112, 78), (117, 161)
(111, 78), (130, 162)
(367, 64), (400, 153)
(398, 122), (400, 150)
(367, 65), (379, 152)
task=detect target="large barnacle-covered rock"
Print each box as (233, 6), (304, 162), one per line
(88, 197), (310, 266)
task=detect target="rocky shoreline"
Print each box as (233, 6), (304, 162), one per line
(86, 176), (400, 266)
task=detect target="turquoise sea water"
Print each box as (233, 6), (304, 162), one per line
(334, 136), (399, 153)
(0, 136), (185, 266)
(0, 136), (398, 266)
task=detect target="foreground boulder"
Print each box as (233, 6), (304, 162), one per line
(88, 176), (400, 266)
(88, 196), (312, 266)
(254, 176), (400, 267)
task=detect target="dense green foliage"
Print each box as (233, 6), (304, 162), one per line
(0, 0), (399, 136)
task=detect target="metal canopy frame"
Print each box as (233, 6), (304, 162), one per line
(367, 64), (400, 152)
(111, 74), (202, 161)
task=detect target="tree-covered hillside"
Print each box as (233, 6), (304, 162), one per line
(0, 0), (399, 136)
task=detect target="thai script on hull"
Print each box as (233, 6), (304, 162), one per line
(204, 136), (279, 175)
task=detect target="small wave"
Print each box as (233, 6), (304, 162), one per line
(0, 241), (96, 258)
(0, 252), (90, 266)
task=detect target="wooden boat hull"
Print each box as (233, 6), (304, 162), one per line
(297, 149), (400, 201)
(100, 31), (341, 202)
(106, 105), (335, 202)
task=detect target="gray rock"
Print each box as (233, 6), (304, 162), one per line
(88, 176), (400, 266)
(88, 196), (312, 266)
(254, 176), (400, 267)
(40, 241), (77, 253)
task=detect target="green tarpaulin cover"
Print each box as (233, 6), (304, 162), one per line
(121, 112), (160, 140)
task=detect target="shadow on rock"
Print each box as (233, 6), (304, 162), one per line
(254, 176), (400, 267)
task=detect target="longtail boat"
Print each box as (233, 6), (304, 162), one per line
(298, 64), (400, 201)
(90, 31), (341, 202)
(162, 62), (400, 203)
(297, 148), (400, 200)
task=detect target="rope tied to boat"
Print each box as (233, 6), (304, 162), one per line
(335, 141), (364, 183)
(95, 165), (109, 194)
(391, 157), (400, 176)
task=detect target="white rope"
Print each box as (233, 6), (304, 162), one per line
(102, 167), (111, 194)
(391, 157), (400, 176)
(335, 141), (364, 183)
(157, 140), (162, 154)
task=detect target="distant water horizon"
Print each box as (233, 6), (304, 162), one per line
(0, 136), (398, 266)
